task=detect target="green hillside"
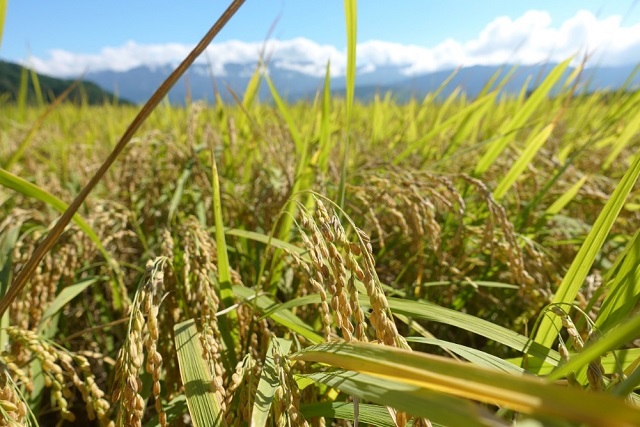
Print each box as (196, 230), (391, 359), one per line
(0, 59), (132, 105)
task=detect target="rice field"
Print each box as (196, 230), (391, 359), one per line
(1, 2), (640, 426)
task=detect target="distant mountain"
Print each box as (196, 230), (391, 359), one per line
(67, 61), (640, 105)
(0, 60), (132, 105)
(344, 64), (640, 102)
(85, 62), (324, 104)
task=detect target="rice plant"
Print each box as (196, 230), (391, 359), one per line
(1, 0), (640, 426)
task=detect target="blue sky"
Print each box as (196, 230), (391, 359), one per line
(3, 1), (640, 77)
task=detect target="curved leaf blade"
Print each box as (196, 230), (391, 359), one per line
(174, 319), (227, 427)
(295, 342), (640, 427)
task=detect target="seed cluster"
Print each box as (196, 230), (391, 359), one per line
(9, 222), (85, 334)
(112, 257), (168, 427)
(551, 306), (606, 392)
(272, 339), (308, 427)
(297, 197), (402, 346)
(224, 355), (260, 426)
(0, 368), (28, 427)
(6, 327), (112, 425)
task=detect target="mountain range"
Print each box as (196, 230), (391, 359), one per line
(86, 62), (640, 104)
(0, 60), (129, 105)
(3, 58), (639, 105)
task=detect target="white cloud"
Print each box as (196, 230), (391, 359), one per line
(24, 9), (640, 78)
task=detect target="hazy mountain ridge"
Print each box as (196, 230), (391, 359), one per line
(3, 58), (638, 105)
(86, 62), (640, 104)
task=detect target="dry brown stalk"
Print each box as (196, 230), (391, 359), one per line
(0, 0), (247, 322)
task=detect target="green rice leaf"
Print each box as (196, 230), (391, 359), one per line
(174, 319), (227, 427)
(300, 369), (504, 427)
(0, 167), (123, 308)
(475, 58), (572, 175)
(17, 64), (28, 121)
(28, 66), (45, 108)
(506, 348), (640, 376)
(338, 0), (357, 210)
(534, 150), (640, 348)
(395, 93), (494, 164)
(381, 297), (561, 366)
(294, 341), (640, 426)
(613, 357), (640, 396)
(144, 395), (187, 427)
(265, 75), (303, 155)
(603, 105), (640, 170)
(406, 337), (525, 374)
(209, 144), (232, 297)
(300, 402), (397, 427)
(168, 164), (193, 224)
(0, 222), (21, 349)
(225, 228), (304, 255)
(493, 122), (555, 200)
(315, 60), (332, 172)
(545, 175), (589, 215)
(595, 230), (640, 332)
(250, 337), (292, 427)
(38, 277), (103, 330)
(233, 285), (323, 344)
(547, 313), (640, 381)
(343, 0), (357, 122)
(209, 142), (237, 368)
(0, 0), (6, 48)
(242, 64), (261, 110)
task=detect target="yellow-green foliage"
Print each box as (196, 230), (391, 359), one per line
(1, 61), (640, 425)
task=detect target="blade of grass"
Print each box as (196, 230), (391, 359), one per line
(594, 230), (640, 332)
(17, 63), (28, 121)
(475, 58), (572, 175)
(603, 105), (640, 170)
(315, 61), (332, 172)
(0, 0), (247, 318)
(547, 313), (640, 382)
(28, 66), (45, 108)
(544, 175), (589, 216)
(394, 93), (495, 164)
(0, 167), (124, 309)
(264, 74), (310, 243)
(174, 319), (227, 427)
(299, 369), (505, 427)
(506, 348), (640, 376)
(337, 0), (357, 210)
(534, 150), (640, 348)
(0, 0), (6, 48)
(209, 139), (238, 370)
(493, 122), (555, 200)
(295, 342), (640, 427)
(37, 277), (103, 331)
(300, 402), (396, 427)
(381, 297), (561, 366)
(233, 285), (323, 344)
(167, 161), (194, 224)
(0, 221), (21, 351)
(250, 337), (292, 427)
(406, 337), (525, 374)
(209, 142), (234, 308)
(613, 356), (640, 396)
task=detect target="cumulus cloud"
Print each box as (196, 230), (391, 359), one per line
(24, 9), (640, 78)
